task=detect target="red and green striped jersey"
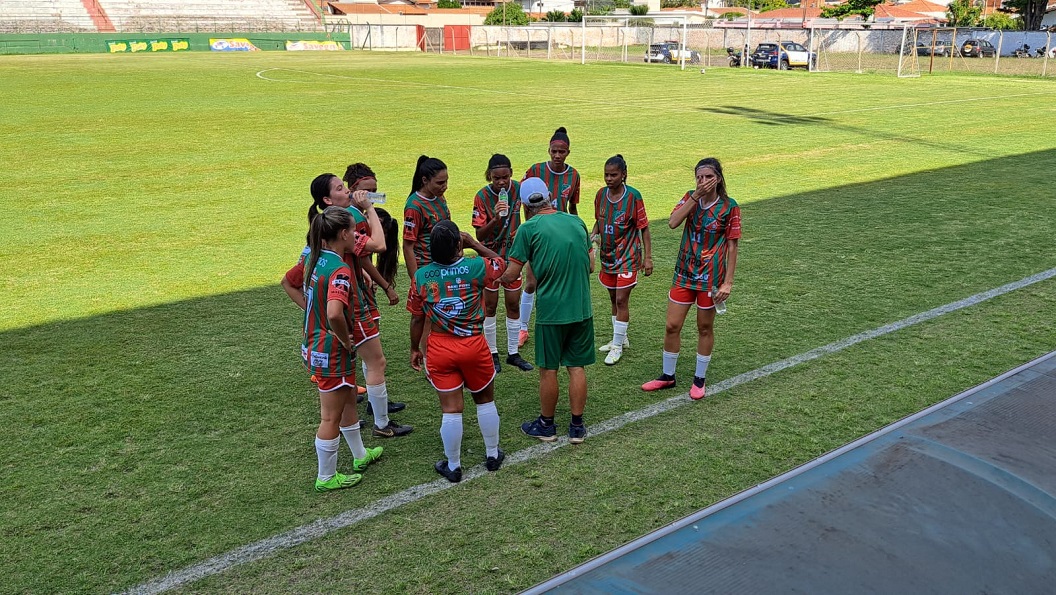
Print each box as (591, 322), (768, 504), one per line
(471, 180), (521, 259)
(408, 256), (506, 337)
(301, 249), (356, 378)
(403, 192), (451, 268)
(671, 193), (742, 292)
(346, 207), (377, 322)
(594, 184), (649, 274)
(286, 241), (372, 324)
(523, 162), (580, 213)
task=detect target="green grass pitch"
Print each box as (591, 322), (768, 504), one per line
(1, 52), (1055, 593)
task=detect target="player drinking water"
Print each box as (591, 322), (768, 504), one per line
(472, 153), (533, 373)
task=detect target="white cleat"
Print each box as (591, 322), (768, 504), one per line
(604, 346), (624, 365)
(599, 338), (630, 353)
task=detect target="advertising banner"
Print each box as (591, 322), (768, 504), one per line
(107, 39), (190, 53)
(209, 38), (260, 52)
(285, 40), (344, 51)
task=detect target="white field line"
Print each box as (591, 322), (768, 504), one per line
(123, 265), (1056, 595)
(254, 68), (1056, 118)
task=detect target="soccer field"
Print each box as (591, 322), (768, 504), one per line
(2, 52), (1056, 593)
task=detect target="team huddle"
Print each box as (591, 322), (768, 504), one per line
(282, 127), (741, 491)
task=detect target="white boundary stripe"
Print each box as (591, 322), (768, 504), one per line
(123, 266), (1056, 595)
(254, 68), (1056, 118)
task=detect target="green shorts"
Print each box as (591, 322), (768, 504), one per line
(535, 318), (596, 370)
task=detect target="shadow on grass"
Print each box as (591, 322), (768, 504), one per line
(698, 104), (991, 157)
(2, 149), (1056, 592)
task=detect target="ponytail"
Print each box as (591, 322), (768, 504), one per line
(303, 206), (353, 294)
(374, 207), (400, 286)
(411, 155), (447, 194)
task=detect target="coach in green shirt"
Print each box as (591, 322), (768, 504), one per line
(500, 177), (595, 444)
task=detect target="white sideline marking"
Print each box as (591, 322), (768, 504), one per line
(123, 266), (1056, 594)
(254, 68), (1055, 118)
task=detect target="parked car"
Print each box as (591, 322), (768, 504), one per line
(750, 41), (815, 70)
(915, 41), (953, 57)
(959, 39), (996, 58)
(644, 41), (701, 64)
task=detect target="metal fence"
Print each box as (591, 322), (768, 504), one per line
(339, 22), (1056, 77)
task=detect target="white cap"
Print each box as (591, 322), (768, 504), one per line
(519, 177), (551, 207)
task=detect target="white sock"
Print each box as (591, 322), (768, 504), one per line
(339, 425), (367, 460)
(506, 317), (520, 355)
(520, 291), (534, 331)
(361, 359), (368, 381)
(484, 316), (498, 354)
(367, 383), (390, 429)
(662, 350), (679, 377)
(613, 320), (628, 351)
(695, 353), (712, 379)
(315, 435), (340, 482)
(440, 412), (463, 471)
(476, 401), (500, 458)
(611, 315), (617, 331)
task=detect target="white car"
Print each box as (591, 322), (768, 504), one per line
(644, 41), (701, 64)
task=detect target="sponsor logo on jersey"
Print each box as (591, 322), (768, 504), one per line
(310, 350), (330, 368)
(436, 296), (466, 319)
(333, 273), (351, 291)
(614, 211), (627, 225)
(404, 219), (416, 229)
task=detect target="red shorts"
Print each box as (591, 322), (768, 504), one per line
(599, 270), (638, 290)
(351, 317), (380, 346)
(425, 333), (495, 393)
(370, 306), (380, 321)
(485, 274), (523, 292)
(669, 286), (715, 309)
(311, 374), (357, 393)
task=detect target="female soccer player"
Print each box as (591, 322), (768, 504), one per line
(342, 163), (410, 425)
(591, 155), (653, 366)
(296, 206), (383, 492)
(519, 127), (582, 346)
(641, 158), (740, 400)
(403, 155), (451, 368)
(284, 173), (412, 440)
(472, 154), (533, 373)
(408, 221), (507, 483)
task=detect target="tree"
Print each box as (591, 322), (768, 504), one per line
(820, 0), (882, 19)
(484, 2), (531, 25)
(982, 11), (1023, 30)
(545, 9), (567, 21)
(437, 0), (462, 7)
(946, 0), (981, 26)
(1002, 0), (1047, 30)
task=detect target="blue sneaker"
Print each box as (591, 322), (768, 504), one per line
(521, 417), (557, 442)
(568, 423), (587, 444)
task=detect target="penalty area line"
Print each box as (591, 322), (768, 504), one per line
(123, 265), (1056, 595)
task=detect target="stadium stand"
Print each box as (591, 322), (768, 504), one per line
(96, 0), (321, 32)
(0, 0), (97, 33)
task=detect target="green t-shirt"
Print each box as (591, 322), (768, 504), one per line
(508, 212), (593, 325)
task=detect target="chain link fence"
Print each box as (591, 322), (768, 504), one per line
(340, 22), (1055, 78)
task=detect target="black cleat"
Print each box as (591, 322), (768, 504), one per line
(366, 401), (407, 415)
(506, 354), (534, 371)
(485, 449), (505, 472)
(372, 420), (414, 438)
(434, 459), (462, 483)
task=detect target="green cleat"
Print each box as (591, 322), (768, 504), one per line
(315, 472), (362, 492)
(352, 446), (384, 473)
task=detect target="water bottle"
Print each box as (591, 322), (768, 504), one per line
(712, 287), (727, 315)
(366, 192), (386, 204)
(497, 187), (510, 217)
